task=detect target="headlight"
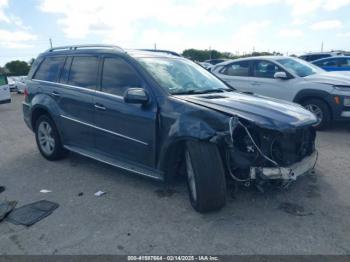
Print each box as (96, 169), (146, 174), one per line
(344, 97), (350, 107)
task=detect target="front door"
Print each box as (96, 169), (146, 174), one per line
(248, 60), (296, 101)
(93, 56), (157, 168)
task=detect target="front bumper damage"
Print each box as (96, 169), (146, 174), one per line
(250, 151), (317, 180)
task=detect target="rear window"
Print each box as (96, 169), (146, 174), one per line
(34, 56), (66, 82)
(68, 56), (98, 89)
(221, 61), (250, 76)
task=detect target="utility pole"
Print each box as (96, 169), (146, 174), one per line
(154, 43), (157, 50)
(49, 38), (53, 49)
(321, 41), (324, 52)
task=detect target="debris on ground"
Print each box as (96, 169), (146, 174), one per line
(78, 192), (84, 197)
(0, 186), (5, 194)
(39, 189), (52, 194)
(0, 201), (17, 222)
(94, 191), (106, 197)
(278, 202), (313, 216)
(6, 200), (59, 226)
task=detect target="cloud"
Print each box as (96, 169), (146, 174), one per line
(286, 0), (350, 16)
(279, 28), (304, 37)
(310, 20), (342, 30)
(0, 29), (37, 48)
(228, 20), (271, 53)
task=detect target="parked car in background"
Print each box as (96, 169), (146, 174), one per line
(7, 76), (17, 92)
(15, 76), (27, 93)
(299, 51), (344, 62)
(23, 45), (317, 212)
(198, 62), (213, 70)
(212, 56), (350, 129)
(312, 56), (350, 72)
(205, 58), (228, 65)
(0, 75), (11, 104)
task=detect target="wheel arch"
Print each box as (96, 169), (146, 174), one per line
(293, 89), (334, 120)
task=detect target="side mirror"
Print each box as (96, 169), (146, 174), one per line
(124, 88), (149, 105)
(274, 71), (288, 80)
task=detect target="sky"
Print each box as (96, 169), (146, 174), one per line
(0, 0), (350, 66)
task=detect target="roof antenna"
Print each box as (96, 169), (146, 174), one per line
(49, 38), (53, 49)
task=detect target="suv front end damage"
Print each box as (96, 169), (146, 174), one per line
(224, 116), (317, 186)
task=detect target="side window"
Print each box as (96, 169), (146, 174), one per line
(68, 56), (99, 89)
(253, 60), (281, 78)
(101, 57), (142, 96)
(221, 61), (250, 76)
(339, 58), (350, 67)
(33, 56), (66, 82)
(316, 58), (337, 67)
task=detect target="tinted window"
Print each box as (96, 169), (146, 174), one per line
(34, 56), (66, 82)
(253, 60), (280, 78)
(315, 58), (338, 67)
(222, 61), (250, 76)
(101, 57), (142, 96)
(68, 56), (98, 89)
(339, 58), (350, 67)
(302, 54), (331, 62)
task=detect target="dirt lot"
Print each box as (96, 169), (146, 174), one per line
(1, 94), (350, 255)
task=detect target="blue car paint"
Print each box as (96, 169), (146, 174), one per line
(312, 56), (350, 72)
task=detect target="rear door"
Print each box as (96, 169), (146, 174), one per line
(55, 55), (99, 150)
(215, 60), (253, 92)
(93, 55), (157, 168)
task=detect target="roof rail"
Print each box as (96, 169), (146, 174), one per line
(46, 44), (124, 52)
(137, 49), (181, 57)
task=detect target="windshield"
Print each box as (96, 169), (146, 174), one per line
(137, 57), (232, 94)
(276, 58), (324, 77)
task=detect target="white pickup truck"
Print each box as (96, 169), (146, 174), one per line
(0, 75), (11, 104)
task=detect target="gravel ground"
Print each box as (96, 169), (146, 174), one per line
(1, 94), (350, 255)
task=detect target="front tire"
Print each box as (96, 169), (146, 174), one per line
(35, 115), (67, 161)
(185, 140), (227, 213)
(302, 98), (331, 130)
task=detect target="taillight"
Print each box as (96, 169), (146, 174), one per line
(24, 87), (29, 98)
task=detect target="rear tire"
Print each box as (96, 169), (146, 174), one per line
(185, 140), (227, 213)
(35, 115), (67, 161)
(302, 98), (331, 130)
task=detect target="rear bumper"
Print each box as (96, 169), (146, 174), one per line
(0, 98), (11, 104)
(250, 151), (317, 180)
(22, 102), (32, 130)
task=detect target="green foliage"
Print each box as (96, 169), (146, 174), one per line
(182, 49), (237, 62)
(5, 60), (31, 76)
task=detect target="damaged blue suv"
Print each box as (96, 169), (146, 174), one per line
(23, 45), (318, 212)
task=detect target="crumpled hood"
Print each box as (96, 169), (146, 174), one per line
(304, 72), (350, 86)
(174, 92), (317, 131)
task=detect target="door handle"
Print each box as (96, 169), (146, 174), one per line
(52, 91), (60, 97)
(94, 103), (106, 111)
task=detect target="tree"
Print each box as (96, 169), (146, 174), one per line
(182, 49), (236, 62)
(5, 60), (31, 76)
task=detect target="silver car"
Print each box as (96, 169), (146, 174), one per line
(212, 56), (350, 129)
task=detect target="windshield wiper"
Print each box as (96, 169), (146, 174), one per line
(172, 89), (228, 95)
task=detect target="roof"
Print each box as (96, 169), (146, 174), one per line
(40, 44), (182, 59)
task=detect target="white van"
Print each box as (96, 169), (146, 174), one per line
(0, 75), (11, 104)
